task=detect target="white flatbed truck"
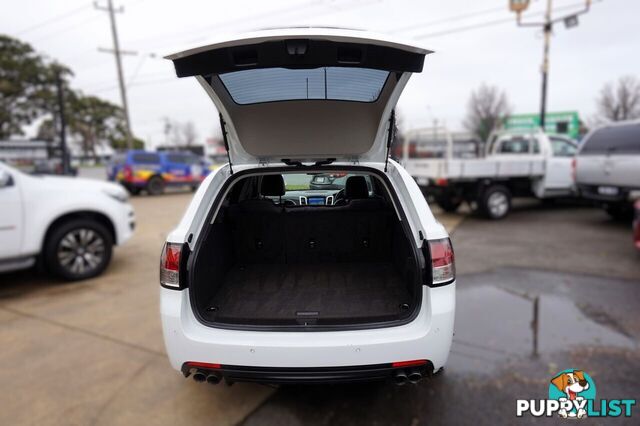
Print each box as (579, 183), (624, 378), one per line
(402, 127), (578, 219)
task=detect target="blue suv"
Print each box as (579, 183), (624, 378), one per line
(107, 150), (213, 195)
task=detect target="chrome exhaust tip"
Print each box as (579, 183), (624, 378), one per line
(206, 373), (222, 385)
(393, 371), (408, 386)
(408, 371), (423, 384)
(193, 371), (207, 382)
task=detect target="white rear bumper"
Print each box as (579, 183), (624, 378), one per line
(160, 283), (455, 371)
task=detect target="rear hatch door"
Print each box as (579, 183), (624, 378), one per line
(165, 28), (430, 166)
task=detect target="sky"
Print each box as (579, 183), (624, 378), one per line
(3, 0), (639, 148)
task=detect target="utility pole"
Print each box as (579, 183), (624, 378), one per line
(55, 69), (69, 175)
(509, 0), (592, 129)
(95, 0), (135, 149)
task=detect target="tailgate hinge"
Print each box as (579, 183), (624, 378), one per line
(384, 109), (396, 173)
(218, 112), (233, 175)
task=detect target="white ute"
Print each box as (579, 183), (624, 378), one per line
(159, 28), (456, 386)
(404, 127), (578, 219)
(0, 162), (135, 280)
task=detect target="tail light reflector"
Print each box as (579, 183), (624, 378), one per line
(160, 242), (182, 289)
(392, 359), (427, 368)
(429, 238), (455, 285)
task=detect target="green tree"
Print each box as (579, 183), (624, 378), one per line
(0, 35), (61, 138)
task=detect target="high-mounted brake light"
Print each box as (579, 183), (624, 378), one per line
(429, 238), (455, 286)
(160, 242), (182, 289)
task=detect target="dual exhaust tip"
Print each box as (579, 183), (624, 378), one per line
(192, 370), (222, 385)
(393, 369), (425, 385)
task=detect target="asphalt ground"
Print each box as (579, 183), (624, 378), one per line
(1, 176), (638, 425)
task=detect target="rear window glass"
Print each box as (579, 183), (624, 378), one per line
(497, 137), (532, 154)
(581, 123), (640, 155)
(132, 153), (160, 164)
(218, 67), (389, 105)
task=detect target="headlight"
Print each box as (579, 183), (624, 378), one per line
(102, 187), (129, 203)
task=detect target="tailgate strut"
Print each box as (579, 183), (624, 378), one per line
(384, 109), (396, 173)
(218, 113), (233, 175)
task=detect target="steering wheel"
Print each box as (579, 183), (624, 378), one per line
(333, 189), (345, 205)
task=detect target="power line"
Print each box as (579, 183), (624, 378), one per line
(392, 4), (507, 34)
(413, 0), (597, 39)
(14, 3), (90, 35)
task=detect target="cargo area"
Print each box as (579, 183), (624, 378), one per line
(189, 171), (422, 329)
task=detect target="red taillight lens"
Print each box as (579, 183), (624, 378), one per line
(435, 178), (448, 186)
(429, 238), (455, 285)
(160, 242), (182, 288)
(186, 361), (221, 369)
(123, 165), (133, 181)
(571, 158), (577, 182)
(392, 359), (428, 368)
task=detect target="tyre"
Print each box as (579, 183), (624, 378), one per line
(480, 185), (511, 220)
(435, 196), (462, 213)
(44, 219), (113, 281)
(147, 175), (165, 195)
(127, 186), (142, 196)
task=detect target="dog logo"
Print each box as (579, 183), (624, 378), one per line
(549, 370), (595, 419)
(517, 368), (635, 419)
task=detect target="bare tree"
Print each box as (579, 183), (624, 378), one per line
(463, 83), (512, 142)
(596, 75), (640, 122)
(181, 121), (198, 146)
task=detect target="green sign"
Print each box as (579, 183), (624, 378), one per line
(505, 111), (580, 139)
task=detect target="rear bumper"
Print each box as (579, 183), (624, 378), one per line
(181, 361), (434, 385)
(160, 284), (455, 379)
(577, 184), (631, 204)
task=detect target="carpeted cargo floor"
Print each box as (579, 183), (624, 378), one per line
(203, 262), (412, 323)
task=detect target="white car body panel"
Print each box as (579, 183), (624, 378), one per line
(0, 162), (135, 271)
(161, 284), (455, 370)
(161, 28), (454, 378)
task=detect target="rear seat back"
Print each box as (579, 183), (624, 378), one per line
(228, 175), (393, 264)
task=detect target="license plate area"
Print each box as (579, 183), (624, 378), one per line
(597, 186), (619, 196)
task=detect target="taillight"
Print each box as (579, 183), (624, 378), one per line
(429, 238), (455, 286)
(571, 158), (577, 182)
(123, 165), (133, 182)
(435, 178), (448, 186)
(160, 242), (182, 289)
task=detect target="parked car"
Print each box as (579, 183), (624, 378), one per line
(575, 120), (640, 220)
(159, 29), (455, 386)
(107, 150), (212, 195)
(0, 161), (135, 281)
(403, 127), (578, 219)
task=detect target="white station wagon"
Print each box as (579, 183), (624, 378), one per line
(160, 28), (455, 385)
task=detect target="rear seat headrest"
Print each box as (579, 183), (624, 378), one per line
(261, 174), (285, 197)
(345, 176), (369, 199)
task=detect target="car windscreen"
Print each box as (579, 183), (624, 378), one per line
(166, 153), (201, 164)
(497, 137), (537, 154)
(218, 67), (389, 105)
(132, 153), (160, 164)
(580, 123), (640, 155)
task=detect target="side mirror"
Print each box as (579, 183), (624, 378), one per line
(0, 170), (13, 188)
